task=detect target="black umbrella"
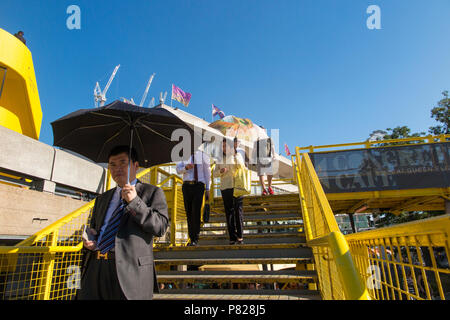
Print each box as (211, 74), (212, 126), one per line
(51, 100), (198, 171)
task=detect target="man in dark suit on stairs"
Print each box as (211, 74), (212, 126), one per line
(77, 145), (169, 300)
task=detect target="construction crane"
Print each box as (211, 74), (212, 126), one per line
(148, 97), (155, 108)
(159, 91), (167, 104)
(139, 73), (155, 107)
(94, 64), (120, 107)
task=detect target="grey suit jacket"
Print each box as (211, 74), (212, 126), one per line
(85, 180), (169, 300)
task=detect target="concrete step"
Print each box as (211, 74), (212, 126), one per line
(157, 270), (317, 283)
(154, 244), (313, 266)
(213, 203), (301, 213)
(206, 212), (302, 223)
(212, 193), (300, 201)
(200, 223), (303, 233)
(198, 234), (306, 246)
(214, 193), (300, 204)
(199, 231), (304, 240)
(154, 289), (322, 300)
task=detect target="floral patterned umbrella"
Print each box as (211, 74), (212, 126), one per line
(208, 115), (267, 142)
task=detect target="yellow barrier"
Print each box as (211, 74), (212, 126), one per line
(0, 164), (186, 300)
(345, 215), (450, 300)
(294, 149), (371, 300)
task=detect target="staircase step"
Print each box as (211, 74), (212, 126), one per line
(154, 289), (321, 300)
(157, 270), (317, 283)
(213, 203), (301, 211)
(154, 245), (313, 265)
(198, 236), (305, 246)
(199, 231), (303, 240)
(206, 212), (302, 223)
(210, 209), (301, 215)
(213, 194), (300, 204)
(200, 223), (303, 232)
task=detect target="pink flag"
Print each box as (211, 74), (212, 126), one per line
(284, 143), (291, 156)
(171, 84), (192, 107)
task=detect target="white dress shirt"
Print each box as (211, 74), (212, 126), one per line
(177, 151), (211, 190)
(96, 179), (137, 246)
(176, 151), (211, 191)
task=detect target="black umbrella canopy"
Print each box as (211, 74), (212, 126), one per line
(51, 100), (198, 167)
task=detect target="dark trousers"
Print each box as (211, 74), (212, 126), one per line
(221, 188), (244, 242)
(182, 182), (205, 243)
(76, 255), (126, 300)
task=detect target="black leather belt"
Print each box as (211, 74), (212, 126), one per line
(95, 251), (115, 260)
(183, 181), (204, 185)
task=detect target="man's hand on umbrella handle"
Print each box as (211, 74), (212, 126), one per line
(82, 228), (97, 250)
(185, 163), (194, 170)
(122, 183), (137, 203)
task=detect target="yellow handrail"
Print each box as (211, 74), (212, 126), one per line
(297, 134), (449, 153)
(294, 147), (371, 300)
(345, 214), (450, 300)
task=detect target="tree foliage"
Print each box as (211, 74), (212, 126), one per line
(368, 126), (425, 146)
(429, 90), (450, 135)
(368, 90), (449, 146)
(366, 90), (448, 227)
(373, 211), (445, 228)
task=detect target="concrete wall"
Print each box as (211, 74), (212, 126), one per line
(0, 125), (107, 193)
(0, 183), (87, 236)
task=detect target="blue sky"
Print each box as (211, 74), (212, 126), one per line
(2, 0), (450, 154)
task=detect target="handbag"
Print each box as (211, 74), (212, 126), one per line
(256, 138), (272, 167)
(203, 203), (210, 223)
(233, 156), (251, 197)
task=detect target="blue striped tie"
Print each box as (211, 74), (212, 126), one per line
(97, 201), (125, 254)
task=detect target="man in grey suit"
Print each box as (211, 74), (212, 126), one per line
(77, 145), (169, 300)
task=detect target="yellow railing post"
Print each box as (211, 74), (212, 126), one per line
(328, 231), (371, 300)
(150, 167), (158, 185)
(170, 177), (178, 246)
(105, 169), (112, 191)
(210, 163), (215, 207)
(36, 230), (58, 300)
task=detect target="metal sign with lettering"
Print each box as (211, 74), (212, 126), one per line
(309, 142), (450, 193)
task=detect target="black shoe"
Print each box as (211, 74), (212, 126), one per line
(188, 241), (198, 246)
(229, 241), (236, 245)
(236, 239), (244, 245)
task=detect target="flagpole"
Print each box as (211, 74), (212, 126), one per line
(170, 84), (173, 108)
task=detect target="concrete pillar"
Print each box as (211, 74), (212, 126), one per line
(33, 180), (56, 193)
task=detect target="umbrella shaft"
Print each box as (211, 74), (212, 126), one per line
(127, 128), (134, 184)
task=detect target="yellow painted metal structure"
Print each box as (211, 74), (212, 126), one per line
(292, 135), (450, 300)
(293, 150), (371, 300)
(346, 214), (450, 300)
(298, 134), (450, 215)
(0, 136), (449, 299)
(0, 28), (42, 139)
